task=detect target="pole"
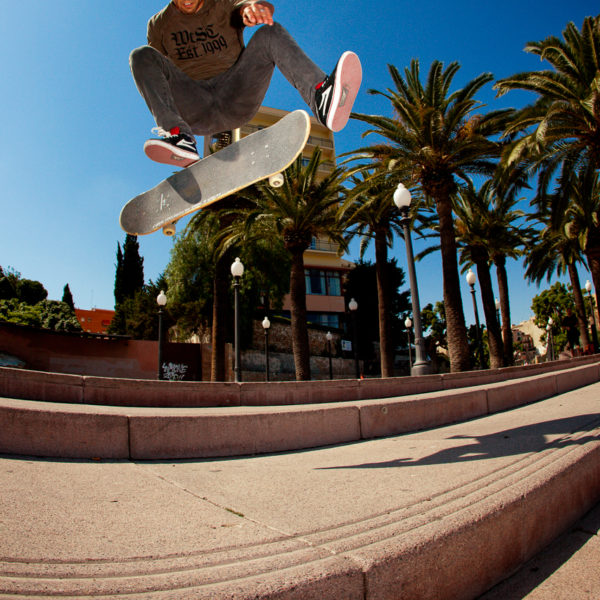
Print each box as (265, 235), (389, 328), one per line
(157, 308), (164, 380)
(589, 290), (599, 352)
(233, 276), (242, 382)
(352, 312), (360, 379)
(402, 217), (431, 375)
(264, 327), (270, 382)
(469, 284), (485, 369)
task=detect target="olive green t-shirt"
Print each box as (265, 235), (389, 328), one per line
(147, 1), (246, 81)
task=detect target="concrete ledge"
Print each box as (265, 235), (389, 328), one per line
(82, 376), (241, 408)
(0, 399), (129, 459)
(128, 404), (361, 460)
(356, 438), (600, 599)
(240, 378), (361, 406)
(0, 368), (83, 404)
(1, 354), (599, 409)
(359, 388), (488, 439)
(1, 360), (598, 460)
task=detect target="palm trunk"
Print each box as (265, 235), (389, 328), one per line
(435, 195), (470, 371)
(375, 229), (394, 377)
(211, 257), (229, 382)
(289, 248), (311, 380)
(567, 262), (590, 349)
(474, 254), (504, 369)
(493, 254), (514, 366)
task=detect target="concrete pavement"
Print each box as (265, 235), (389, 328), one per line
(0, 382), (599, 599)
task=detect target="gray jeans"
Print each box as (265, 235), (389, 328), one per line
(130, 23), (325, 137)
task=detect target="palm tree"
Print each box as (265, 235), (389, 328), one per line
(482, 170), (532, 366)
(230, 148), (348, 380)
(561, 166), (600, 331)
(495, 16), (600, 197)
(341, 169), (404, 377)
(453, 184), (505, 368)
(524, 201), (591, 350)
(351, 59), (514, 371)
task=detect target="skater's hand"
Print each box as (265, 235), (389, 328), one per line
(241, 1), (274, 26)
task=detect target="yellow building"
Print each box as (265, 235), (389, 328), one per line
(213, 106), (354, 330)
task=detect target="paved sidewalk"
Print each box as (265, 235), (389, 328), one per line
(1, 383), (599, 599)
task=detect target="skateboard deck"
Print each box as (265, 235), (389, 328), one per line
(120, 109), (311, 236)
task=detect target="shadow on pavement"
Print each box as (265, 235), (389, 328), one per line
(317, 414), (600, 470)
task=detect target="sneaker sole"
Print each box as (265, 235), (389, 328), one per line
(327, 51), (362, 132)
(144, 140), (199, 168)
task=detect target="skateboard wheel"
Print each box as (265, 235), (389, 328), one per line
(163, 223), (176, 236)
(269, 173), (284, 188)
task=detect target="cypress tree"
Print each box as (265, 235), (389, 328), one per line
(114, 235), (144, 306)
(114, 242), (124, 305)
(62, 284), (75, 310)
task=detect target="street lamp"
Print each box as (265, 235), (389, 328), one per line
(348, 298), (360, 378)
(156, 290), (167, 380)
(326, 331), (333, 380)
(404, 317), (413, 371)
(262, 316), (271, 382)
(585, 280), (598, 352)
(466, 269), (485, 369)
(231, 257), (244, 382)
(393, 183), (430, 375)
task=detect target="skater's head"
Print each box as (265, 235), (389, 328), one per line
(172, 0), (204, 14)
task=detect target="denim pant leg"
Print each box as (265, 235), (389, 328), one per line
(129, 45), (219, 138)
(203, 22), (326, 133)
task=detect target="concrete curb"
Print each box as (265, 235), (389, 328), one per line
(1, 360), (599, 460)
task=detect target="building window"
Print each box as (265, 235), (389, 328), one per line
(305, 269), (342, 296)
(307, 313), (340, 329)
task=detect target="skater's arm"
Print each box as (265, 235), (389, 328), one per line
(239, 1), (274, 27)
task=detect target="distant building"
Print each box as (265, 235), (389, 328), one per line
(74, 308), (115, 335)
(512, 318), (545, 364)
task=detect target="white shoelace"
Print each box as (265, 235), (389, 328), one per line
(151, 126), (170, 138)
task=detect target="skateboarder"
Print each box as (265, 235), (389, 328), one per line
(130, 0), (362, 166)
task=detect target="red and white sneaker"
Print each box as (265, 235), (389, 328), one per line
(144, 127), (199, 167)
(315, 51), (362, 132)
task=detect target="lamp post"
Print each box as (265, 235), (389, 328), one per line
(495, 298), (501, 328)
(546, 317), (554, 361)
(231, 257), (244, 382)
(393, 183), (430, 375)
(585, 280), (598, 352)
(326, 331), (333, 380)
(466, 269), (485, 369)
(262, 316), (271, 382)
(404, 317), (413, 371)
(349, 298), (360, 379)
(156, 290), (167, 380)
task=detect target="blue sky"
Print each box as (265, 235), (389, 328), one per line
(0, 1), (597, 325)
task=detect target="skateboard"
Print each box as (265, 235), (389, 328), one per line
(120, 109), (311, 236)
